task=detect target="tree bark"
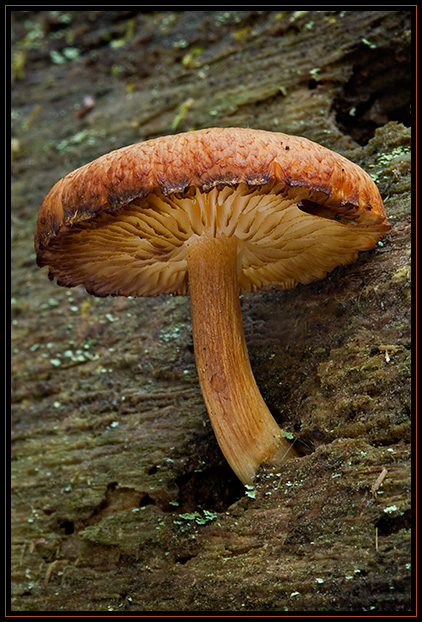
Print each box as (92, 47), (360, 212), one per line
(10, 9), (412, 612)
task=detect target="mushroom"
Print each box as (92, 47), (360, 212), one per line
(34, 127), (391, 485)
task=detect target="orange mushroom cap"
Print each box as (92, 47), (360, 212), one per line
(35, 127), (390, 297)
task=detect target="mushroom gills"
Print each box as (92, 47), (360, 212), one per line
(42, 183), (386, 299)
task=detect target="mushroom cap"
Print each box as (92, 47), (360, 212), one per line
(35, 127), (391, 296)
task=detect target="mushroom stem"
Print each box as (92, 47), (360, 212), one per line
(186, 229), (296, 485)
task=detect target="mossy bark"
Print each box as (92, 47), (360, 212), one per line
(10, 9), (412, 612)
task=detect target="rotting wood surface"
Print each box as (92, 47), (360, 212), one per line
(10, 10), (412, 612)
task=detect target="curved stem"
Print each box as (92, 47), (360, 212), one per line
(185, 230), (295, 485)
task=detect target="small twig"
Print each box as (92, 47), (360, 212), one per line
(371, 467), (388, 497)
(44, 559), (68, 585)
(378, 344), (402, 363)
